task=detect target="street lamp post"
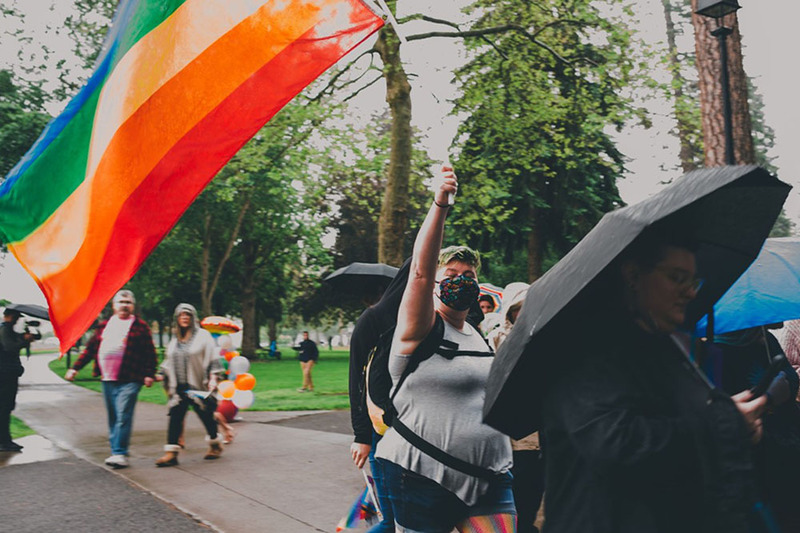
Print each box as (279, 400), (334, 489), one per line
(695, 0), (741, 166)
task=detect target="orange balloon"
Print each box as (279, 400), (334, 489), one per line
(234, 372), (256, 391)
(218, 380), (236, 399)
(224, 350), (239, 362)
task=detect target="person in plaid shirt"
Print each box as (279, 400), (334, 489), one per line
(65, 290), (157, 469)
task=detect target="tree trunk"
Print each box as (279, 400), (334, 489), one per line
(240, 240), (258, 359)
(200, 196), (251, 317)
(662, 0), (700, 172)
(375, 21), (412, 267)
(691, 6), (755, 166)
(527, 213), (545, 282)
(157, 319), (164, 348)
(267, 318), (277, 344)
(200, 211), (213, 316)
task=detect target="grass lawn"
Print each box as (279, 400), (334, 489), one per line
(48, 346), (352, 412)
(11, 416), (35, 440)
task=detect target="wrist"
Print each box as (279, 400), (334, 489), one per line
(433, 199), (450, 209)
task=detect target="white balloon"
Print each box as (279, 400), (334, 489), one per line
(218, 335), (233, 350)
(232, 389), (255, 409)
(229, 355), (250, 375)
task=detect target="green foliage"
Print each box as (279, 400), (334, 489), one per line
(290, 111), (433, 323)
(0, 70), (50, 178)
(449, 0), (636, 280)
(770, 212), (795, 238)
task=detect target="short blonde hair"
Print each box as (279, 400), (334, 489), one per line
(438, 245), (481, 273)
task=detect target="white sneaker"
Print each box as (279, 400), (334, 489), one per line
(104, 455), (129, 469)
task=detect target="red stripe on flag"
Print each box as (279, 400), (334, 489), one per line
(49, 15), (383, 350)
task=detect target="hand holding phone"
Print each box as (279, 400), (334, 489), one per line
(750, 354), (786, 398)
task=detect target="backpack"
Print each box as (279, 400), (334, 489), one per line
(362, 313), (501, 479)
(364, 313), (448, 436)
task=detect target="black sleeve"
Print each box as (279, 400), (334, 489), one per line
(0, 324), (25, 354)
(347, 258), (411, 444)
(349, 310), (378, 444)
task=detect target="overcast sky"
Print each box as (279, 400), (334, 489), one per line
(1, 0), (798, 308)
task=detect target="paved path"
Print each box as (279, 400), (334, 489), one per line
(4, 354), (367, 532)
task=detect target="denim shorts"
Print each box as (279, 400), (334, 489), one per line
(379, 459), (516, 533)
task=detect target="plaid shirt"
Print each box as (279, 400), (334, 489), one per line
(72, 317), (157, 382)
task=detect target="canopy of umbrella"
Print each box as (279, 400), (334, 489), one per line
(484, 165), (791, 438)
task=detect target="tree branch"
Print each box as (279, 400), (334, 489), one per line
(343, 74), (384, 102)
(406, 25), (573, 65)
(399, 15), (507, 60)
(306, 49), (380, 102)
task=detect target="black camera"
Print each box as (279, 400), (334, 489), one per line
(22, 319), (42, 341)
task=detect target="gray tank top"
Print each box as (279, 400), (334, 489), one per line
(375, 319), (513, 506)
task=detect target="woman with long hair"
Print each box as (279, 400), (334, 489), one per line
(155, 303), (223, 466)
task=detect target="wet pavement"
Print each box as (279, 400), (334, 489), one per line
(3, 354), (368, 532)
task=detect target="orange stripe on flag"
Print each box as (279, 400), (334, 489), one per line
(12, 1), (328, 319)
(87, 0), (320, 182)
(42, 12), (383, 340)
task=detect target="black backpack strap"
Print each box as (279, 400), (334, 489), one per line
(392, 417), (501, 480)
(390, 314), (446, 402)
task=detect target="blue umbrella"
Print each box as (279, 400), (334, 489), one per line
(695, 238), (800, 336)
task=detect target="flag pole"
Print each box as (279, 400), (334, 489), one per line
(361, 468), (383, 520)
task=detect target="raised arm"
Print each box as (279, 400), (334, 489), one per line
(393, 167), (457, 356)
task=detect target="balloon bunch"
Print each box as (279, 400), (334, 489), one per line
(216, 341), (258, 422)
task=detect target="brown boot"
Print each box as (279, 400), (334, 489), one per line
(155, 445), (181, 467)
(204, 437), (223, 460)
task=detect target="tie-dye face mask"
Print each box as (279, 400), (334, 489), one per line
(438, 274), (480, 311)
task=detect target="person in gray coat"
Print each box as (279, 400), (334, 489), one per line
(155, 303), (223, 466)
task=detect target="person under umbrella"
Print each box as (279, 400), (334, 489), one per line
(541, 228), (770, 533)
(0, 308), (36, 452)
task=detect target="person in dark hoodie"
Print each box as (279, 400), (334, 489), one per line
(541, 230), (767, 533)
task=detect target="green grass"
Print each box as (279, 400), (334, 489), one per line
(11, 416), (34, 439)
(49, 346), (352, 412)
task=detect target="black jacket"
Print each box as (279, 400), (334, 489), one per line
(542, 319), (756, 533)
(0, 322), (26, 376)
(348, 259), (412, 444)
(297, 339), (319, 363)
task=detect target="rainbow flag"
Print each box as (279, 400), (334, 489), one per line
(335, 481), (380, 531)
(0, 0), (383, 353)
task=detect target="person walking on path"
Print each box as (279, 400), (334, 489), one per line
(375, 167), (515, 532)
(297, 331), (318, 392)
(0, 307), (36, 452)
(65, 289), (157, 469)
(541, 230), (766, 533)
(155, 303), (223, 467)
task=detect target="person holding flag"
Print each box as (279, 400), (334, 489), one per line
(375, 167), (515, 532)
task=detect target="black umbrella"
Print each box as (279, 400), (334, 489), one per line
(5, 303), (50, 321)
(323, 262), (400, 296)
(484, 165), (791, 438)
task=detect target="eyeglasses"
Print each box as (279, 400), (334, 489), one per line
(654, 266), (704, 292)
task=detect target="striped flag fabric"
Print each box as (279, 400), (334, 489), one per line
(0, 0), (383, 353)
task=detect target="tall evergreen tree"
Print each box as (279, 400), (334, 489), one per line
(449, 0), (641, 281)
